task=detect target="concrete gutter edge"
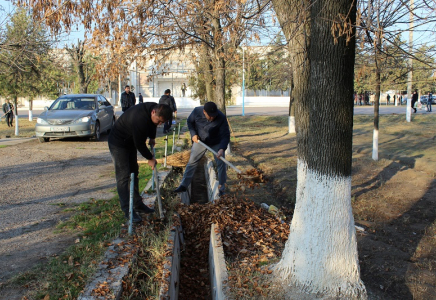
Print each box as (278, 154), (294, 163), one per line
(209, 223), (229, 300)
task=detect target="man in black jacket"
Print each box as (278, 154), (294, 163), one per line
(108, 102), (172, 222)
(2, 100), (14, 127)
(158, 89), (177, 133)
(174, 102), (230, 196)
(120, 85), (136, 112)
(138, 93), (143, 104)
(412, 90), (419, 113)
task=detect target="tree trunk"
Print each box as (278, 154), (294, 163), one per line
(288, 79), (295, 134)
(272, 0), (366, 298)
(373, 34), (381, 161)
(28, 99), (33, 121)
(13, 95), (19, 136)
(200, 42), (215, 103)
(211, 5), (226, 114)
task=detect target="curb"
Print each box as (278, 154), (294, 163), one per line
(209, 223), (228, 300)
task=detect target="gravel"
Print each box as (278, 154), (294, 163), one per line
(0, 135), (116, 292)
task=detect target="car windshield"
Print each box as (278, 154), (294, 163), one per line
(50, 98), (96, 110)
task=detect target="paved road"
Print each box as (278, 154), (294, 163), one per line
(16, 104), (432, 119)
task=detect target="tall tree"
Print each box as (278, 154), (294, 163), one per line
(0, 8), (52, 134)
(271, 0), (367, 298)
(18, 0), (273, 113)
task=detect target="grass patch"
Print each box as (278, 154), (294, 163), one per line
(0, 145), (8, 148)
(0, 119), (36, 138)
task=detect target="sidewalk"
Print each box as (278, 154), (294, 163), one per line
(0, 137), (36, 146)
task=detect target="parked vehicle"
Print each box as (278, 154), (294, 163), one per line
(35, 94), (115, 143)
(420, 95), (428, 105)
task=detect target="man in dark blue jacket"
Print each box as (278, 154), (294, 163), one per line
(158, 89), (177, 133)
(109, 102), (172, 222)
(174, 102), (230, 196)
(120, 85), (136, 112)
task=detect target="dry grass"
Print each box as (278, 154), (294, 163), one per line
(0, 119), (36, 138)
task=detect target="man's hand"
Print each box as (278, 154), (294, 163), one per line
(149, 139), (156, 148)
(217, 149), (224, 158)
(148, 158), (157, 170)
(192, 135), (199, 143)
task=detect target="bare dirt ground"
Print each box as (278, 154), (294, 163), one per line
(227, 114), (436, 300)
(0, 134), (115, 299)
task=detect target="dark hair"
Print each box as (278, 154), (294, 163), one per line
(154, 104), (172, 121)
(164, 89), (171, 94)
(125, 85), (130, 88)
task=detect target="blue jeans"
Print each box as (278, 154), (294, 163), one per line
(180, 142), (226, 192)
(108, 143), (143, 214)
(427, 102), (432, 112)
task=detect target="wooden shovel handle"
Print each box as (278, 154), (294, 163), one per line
(197, 141), (242, 174)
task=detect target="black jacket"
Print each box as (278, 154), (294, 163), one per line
(2, 103), (13, 114)
(187, 106), (230, 150)
(138, 94), (143, 103)
(412, 93), (419, 102)
(158, 95), (177, 112)
(108, 102), (157, 160)
(120, 91), (136, 108)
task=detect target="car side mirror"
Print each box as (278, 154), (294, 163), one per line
(44, 106), (49, 111)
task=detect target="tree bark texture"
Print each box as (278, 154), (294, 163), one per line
(200, 41), (215, 103)
(373, 34), (381, 161)
(272, 0), (366, 298)
(211, 3), (226, 114)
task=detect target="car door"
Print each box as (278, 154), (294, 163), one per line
(97, 96), (109, 131)
(102, 96), (115, 126)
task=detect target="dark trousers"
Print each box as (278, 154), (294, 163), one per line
(427, 102), (432, 112)
(163, 114), (173, 133)
(108, 143), (142, 215)
(412, 100), (417, 113)
(5, 113), (13, 127)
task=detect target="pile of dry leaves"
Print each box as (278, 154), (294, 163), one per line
(178, 195), (291, 299)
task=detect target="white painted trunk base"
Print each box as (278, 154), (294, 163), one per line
(28, 110), (33, 121)
(274, 159), (366, 299)
(372, 129), (378, 161)
(288, 116), (296, 134)
(14, 117), (19, 136)
(406, 98), (411, 122)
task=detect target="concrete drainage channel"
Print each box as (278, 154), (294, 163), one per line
(79, 157), (229, 300)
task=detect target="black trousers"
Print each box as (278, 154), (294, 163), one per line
(108, 143), (143, 215)
(163, 114), (173, 132)
(5, 113), (13, 126)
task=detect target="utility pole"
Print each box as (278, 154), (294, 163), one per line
(406, 0), (414, 122)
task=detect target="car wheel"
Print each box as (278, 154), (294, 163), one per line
(92, 122), (100, 141)
(38, 137), (49, 143)
(107, 117), (115, 133)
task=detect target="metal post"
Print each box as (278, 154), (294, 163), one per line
(177, 122), (181, 140)
(172, 128), (176, 154)
(164, 136), (168, 168)
(407, 0), (414, 122)
(128, 173), (134, 235)
(151, 148), (155, 190)
(155, 167), (164, 219)
(242, 47), (245, 116)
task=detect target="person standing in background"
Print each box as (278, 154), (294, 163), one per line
(138, 93), (143, 104)
(412, 90), (418, 113)
(158, 89), (177, 133)
(2, 99), (14, 127)
(120, 85), (136, 112)
(181, 83), (187, 97)
(427, 92), (432, 112)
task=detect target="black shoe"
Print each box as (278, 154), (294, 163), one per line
(125, 210), (142, 223)
(135, 201), (155, 214)
(173, 185), (187, 193)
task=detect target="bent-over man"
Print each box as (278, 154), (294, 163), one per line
(174, 102), (230, 196)
(108, 102), (172, 223)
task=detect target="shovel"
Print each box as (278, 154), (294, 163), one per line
(197, 140), (242, 174)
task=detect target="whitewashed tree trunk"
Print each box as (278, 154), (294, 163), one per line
(271, 0), (366, 298)
(372, 129), (379, 161)
(406, 97), (411, 122)
(275, 159), (366, 298)
(28, 110), (33, 121)
(288, 116), (295, 134)
(15, 117), (19, 136)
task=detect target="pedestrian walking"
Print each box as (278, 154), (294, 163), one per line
(158, 89), (177, 134)
(386, 94), (390, 105)
(2, 99), (14, 127)
(181, 83), (187, 97)
(120, 85), (136, 112)
(412, 90), (418, 113)
(108, 102), (172, 223)
(138, 93), (143, 104)
(173, 102), (230, 196)
(427, 93), (432, 112)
